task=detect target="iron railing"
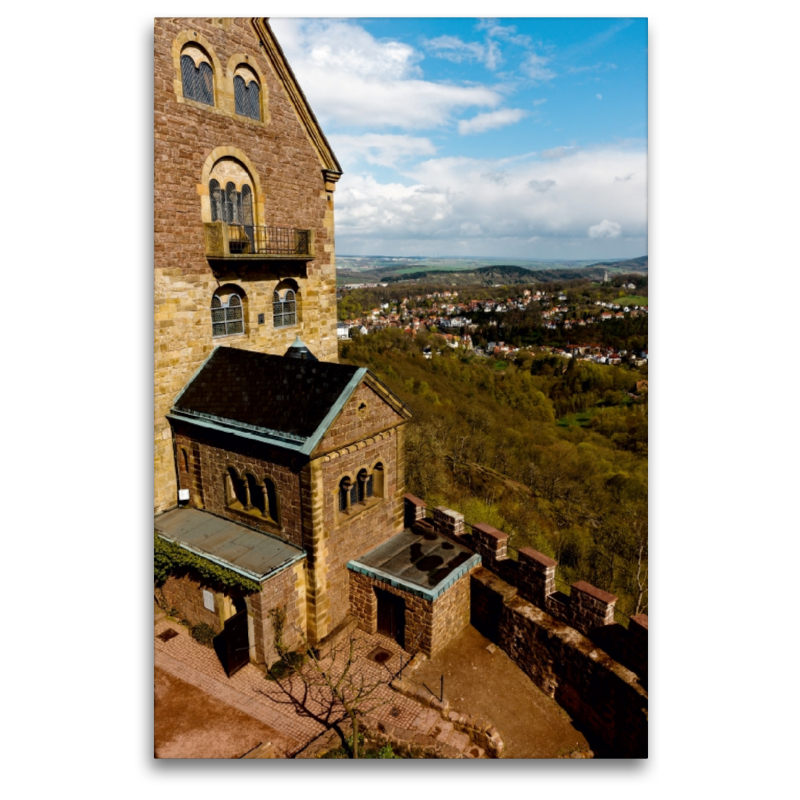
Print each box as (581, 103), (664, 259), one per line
(204, 222), (313, 258)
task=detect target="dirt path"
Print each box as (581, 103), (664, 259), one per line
(155, 668), (292, 758)
(411, 625), (590, 758)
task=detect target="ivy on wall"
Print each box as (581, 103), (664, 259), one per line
(154, 533), (260, 594)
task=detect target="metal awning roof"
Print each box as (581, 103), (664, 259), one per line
(155, 507), (305, 583)
(348, 528), (481, 601)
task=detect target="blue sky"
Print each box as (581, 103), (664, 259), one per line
(270, 18), (647, 260)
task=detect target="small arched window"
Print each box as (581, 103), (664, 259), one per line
(181, 51), (214, 106)
(246, 473), (265, 515)
(211, 291), (244, 337)
(339, 477), (357, 513)
(273, 289), (297, 328)
(357, 469), (370, 503)
(234, 71), (261, 120)
(226, 468), (248, 509)
(371, 463), (384, 498)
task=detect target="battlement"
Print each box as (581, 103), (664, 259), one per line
(403, 494), (648, 683)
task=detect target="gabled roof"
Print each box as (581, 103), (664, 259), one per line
(251, 18), (342, 176)
(168, 347), (410, 455)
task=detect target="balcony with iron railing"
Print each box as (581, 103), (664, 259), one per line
(204, 222), (315, 261)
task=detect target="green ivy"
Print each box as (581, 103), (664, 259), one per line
(154, 533), (260, 594)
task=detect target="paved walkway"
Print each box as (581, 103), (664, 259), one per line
(154, 617), (479, 758)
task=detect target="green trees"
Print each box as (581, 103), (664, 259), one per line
(339, 329), (648, 616)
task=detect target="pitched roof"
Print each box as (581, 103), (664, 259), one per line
(169, 347), (366, 454)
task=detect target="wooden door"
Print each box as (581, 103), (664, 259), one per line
(221, 609), (250, 677)
(375, 588), (406, 649)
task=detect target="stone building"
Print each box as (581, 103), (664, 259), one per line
(154, 18), (477, 676)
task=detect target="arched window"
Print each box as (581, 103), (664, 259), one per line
(246, 473), (265, 515)
(226, 468), (248, 509)
(357, 469), (370, 503)
(339, 476), (357, 513)
(209, 176), (254, 253)
(180, 51), (214, 106)
(273, 289), (297, 328)
(210, 179), (222, 222)
(234, 70), (261, 120)
(211, 291), (244, 337)
(371, 463), (384, 498)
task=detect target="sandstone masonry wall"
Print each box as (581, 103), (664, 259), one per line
(154, 17), (339, 513)
(173, 426), (304, 548)
(158, 559), (306, 667)
(471, 567), (647, 758)
(348, 569), (475, 657)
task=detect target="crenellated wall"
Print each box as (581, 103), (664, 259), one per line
(403, 494), (648, 757)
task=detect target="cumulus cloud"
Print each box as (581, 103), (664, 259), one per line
(270, 19), (501, 129)
(458, 108), (527, 135)
(528, 179), (556, 192)
(331, 134), (437, 169)
(588, 219), (622, 238)
(334, 148), (646, 251)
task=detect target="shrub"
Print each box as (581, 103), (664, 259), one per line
(191, 623), (216, 647)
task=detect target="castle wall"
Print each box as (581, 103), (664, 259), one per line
(154, 17), (339, 514)
(158, 559), (306, 667)
(471, 567), (648, 758)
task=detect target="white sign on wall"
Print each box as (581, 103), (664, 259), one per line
(202, 590), (215, 611)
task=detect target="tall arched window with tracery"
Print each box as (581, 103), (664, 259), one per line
(209, 175), (254, 253)
(180, 46), (214, 106)
(211, 290), (244, 337)
(234, 66), (261, 120)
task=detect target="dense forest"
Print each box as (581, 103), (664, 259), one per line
(340, 329), (648, 619)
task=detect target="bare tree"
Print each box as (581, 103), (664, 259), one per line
(260, 608), (414, 758)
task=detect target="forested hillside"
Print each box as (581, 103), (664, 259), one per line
(340, 329), (648, 618)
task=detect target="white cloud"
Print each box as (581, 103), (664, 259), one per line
(597, 94), (603, 100)
(588, 219), (622, 238)
(334, 148), (646, 252)
(458, 108), (527, 135)
(423, 35), (488, 65)
(331, 134), (437, 169)
(521, 51), (556, 82)
(270, 19), (501, 129)
(532, 98), (548, 106)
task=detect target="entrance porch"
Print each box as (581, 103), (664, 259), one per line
(347, 527), (481, 657)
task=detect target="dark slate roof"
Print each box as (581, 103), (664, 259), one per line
(348, 528), (481, 601)
(169, 347), (366, 453)
(155, 507), (305, 582)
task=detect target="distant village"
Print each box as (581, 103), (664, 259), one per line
(338, 283), (648, 367)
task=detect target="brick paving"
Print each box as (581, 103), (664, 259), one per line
(154, 617), (480, 757)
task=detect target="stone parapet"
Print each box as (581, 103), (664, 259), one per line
(569, 581), (618, 635)
(403, 496), (647, 682)
(432, 506), (465, 539)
